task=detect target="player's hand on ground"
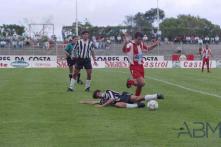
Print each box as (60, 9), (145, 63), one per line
(95, 104), (103, 108)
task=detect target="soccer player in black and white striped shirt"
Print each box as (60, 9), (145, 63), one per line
(80, 89), (164, 108)
(64, 36), (83, 84)
(68, 31), (98, 92)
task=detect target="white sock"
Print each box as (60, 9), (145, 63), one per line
(144, 94), (157, 101)
(69, 78), (76, 89)
(85, 80), (91, 89)
(126, 104), (138, 109)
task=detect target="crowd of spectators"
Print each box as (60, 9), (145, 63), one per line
(0, 35), (29, 48)
(0, 34), (57, 49)
(170, 35), (220, 44)
(2, 33), (221, 51)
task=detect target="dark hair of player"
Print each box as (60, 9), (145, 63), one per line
(72, 36), (77, 39)
(93, 90), (101, 99)
(135, 32), (144, 39)
(81, 30), (89, 35)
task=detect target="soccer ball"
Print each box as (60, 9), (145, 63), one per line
(147, 100), (159, 110)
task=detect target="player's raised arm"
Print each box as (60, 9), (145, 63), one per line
(143, 40), (160, 52)
(122, 33), (131, 53)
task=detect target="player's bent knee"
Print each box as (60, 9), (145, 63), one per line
(138, 81), (145, 87)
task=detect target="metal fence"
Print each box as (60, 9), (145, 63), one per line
(1, 36), (221, 60)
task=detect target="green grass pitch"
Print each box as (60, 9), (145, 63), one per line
(0, 68), (221, 147)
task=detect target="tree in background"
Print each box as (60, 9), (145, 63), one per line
(144, 8), (165, 24)
(61, 9), (221, 42)
(0, 24), (25, 37)
(160, 15), (221, 41)
(123, 8), (165, 37)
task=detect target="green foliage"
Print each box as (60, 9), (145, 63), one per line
(144, 8), (165, 24)
(62, 9), (221, 41)
(124, 8), (165, 34)
(133, 12), (152, 30)
(160, 15), (221, 39)
(0, 24), (25, 36)
(62, 8), (166, 39)
(40, 35), (49, 42)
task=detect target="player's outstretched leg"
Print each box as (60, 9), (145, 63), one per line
(130, 93), (164, 103)
(114, 102), (145, 108)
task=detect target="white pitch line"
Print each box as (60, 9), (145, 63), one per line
(106, 70), (221, 99)
(147, 76), (221, 99)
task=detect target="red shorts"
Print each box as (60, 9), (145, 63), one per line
(130, 64), (144, 79)
(203, 58), (209, 64)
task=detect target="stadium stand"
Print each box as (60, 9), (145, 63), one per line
(1, 41), (220, 60)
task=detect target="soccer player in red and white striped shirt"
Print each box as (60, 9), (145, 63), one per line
(202, 44), (213, 73)
(122, 32), (159, 96)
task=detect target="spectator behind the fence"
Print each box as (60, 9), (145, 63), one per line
(24, 37), (31, 46)
(43, 41), (50, 49)
(18, 39), (24, 48)
(195, 36), (199, 44)
(117, 35), (122, 44)
(92, 36), (99, 49)
(12, 39), (17, 48)
(198, 47), (203, 60)
(191, 36), (195, 44)
(164, 37), (169, 44)
(143, 34), (148, 42)
(186, 36), (191, 44)
(110, 36), (115, 42)
(204, 36), (210, 44)
(179, 54), (187, 61)
(210, 37), (215, 44)
(215, 36), (220, 44)
(0, 40), (6, 48)
(106, 38), (111, 49)
(198, 37), (203, 45)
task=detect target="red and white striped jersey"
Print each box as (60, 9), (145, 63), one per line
(202, 48), (212, 59)
(122, 41), (148, 65)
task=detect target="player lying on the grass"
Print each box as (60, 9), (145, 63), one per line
(80, 89), (164, 108)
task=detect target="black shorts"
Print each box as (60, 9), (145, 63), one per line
(75, 58), (92, 70)
(66, 57), (76, 67)
(118, 92), (133, 104)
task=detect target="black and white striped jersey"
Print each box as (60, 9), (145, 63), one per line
(100, 90), (121, 105)
(75, 39), (95, 59)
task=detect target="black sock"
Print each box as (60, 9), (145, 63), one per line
(69, 74), (72, 79)
(77, 73), (81, 82)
